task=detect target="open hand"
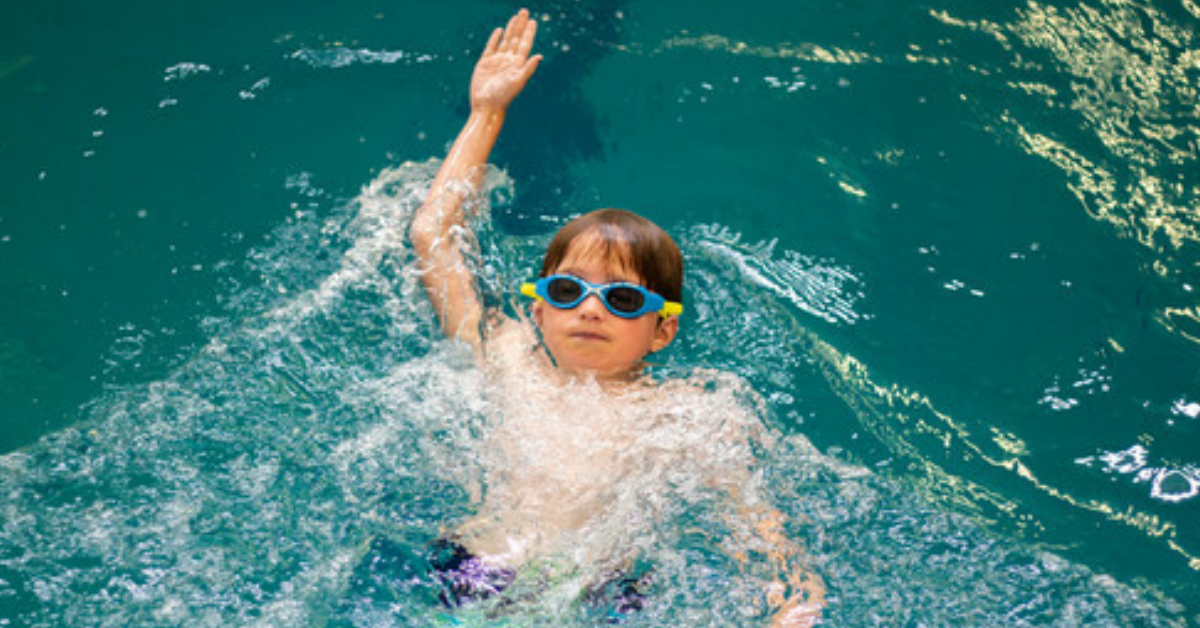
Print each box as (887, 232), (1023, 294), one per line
(770, 600), (823, 628)
(470, 8), (542, 114)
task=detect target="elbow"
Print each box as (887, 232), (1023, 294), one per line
(409, 210), (439, 259)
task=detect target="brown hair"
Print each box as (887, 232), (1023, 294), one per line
(540, 209), (684, 303)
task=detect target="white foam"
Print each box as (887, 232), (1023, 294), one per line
(690, 224), (867, 325)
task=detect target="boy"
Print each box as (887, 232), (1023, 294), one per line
(409, 9), (824, 626)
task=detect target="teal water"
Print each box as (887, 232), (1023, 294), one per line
(2, 0), (1199, 626)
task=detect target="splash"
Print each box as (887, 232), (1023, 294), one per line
(0, 161), (1187, 627)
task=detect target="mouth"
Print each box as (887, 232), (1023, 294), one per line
(569, 331), (608, 341)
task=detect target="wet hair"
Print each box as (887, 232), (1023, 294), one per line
(539, 208), (684, 303)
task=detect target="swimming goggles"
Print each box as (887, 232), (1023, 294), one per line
(520, 275), (683, 319)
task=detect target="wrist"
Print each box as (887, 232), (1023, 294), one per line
(468, 104), (508, 123)
(462, 108), (508, 140)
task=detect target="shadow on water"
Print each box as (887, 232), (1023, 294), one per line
(464, 1), (628, 235)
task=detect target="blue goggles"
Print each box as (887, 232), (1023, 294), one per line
(520, 275), (683, 319)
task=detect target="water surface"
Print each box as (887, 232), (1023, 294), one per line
(1, 0), (1198, 625)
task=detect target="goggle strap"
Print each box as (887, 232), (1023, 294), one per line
(660, 302), (683, 317)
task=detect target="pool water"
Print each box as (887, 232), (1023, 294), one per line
(2, 0), (1198, 625)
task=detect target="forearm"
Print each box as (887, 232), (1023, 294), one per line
(742, 505), (826, 627)
(430, 109), (507, 214)
(411, 108), (507, 246)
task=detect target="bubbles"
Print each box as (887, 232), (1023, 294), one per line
(1099, 444), (1150, 474)
(763, 74), (808, 93)
(289, 48), (434, 69)
(238, 77), (271, 100)
(1150, 469), (1200, 504)
(163, 62), (212, 82)
(1171, 399), (1200, 420)
(1077, 443), (1200, 505)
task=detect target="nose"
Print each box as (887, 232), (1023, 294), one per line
(575, 293), (608, 319)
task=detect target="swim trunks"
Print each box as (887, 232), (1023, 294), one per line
(427, 538), (649, 622)
(427, 538), (516, 608)
(586, 572), (649, 622)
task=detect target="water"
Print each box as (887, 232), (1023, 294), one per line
(2, 0), (1198, 625)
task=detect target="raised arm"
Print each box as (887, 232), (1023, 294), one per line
(410, 9), (541, 349)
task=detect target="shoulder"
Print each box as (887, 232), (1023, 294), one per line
(483, 313), (531, 349)
(481, 313), (546, 372)
(699, 370), (773, 444)
(659, 367), (761, 405)
(644, 369), (767, 432)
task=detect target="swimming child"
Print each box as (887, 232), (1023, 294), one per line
(409, 9), (825, 626)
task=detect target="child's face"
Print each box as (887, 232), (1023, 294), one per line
(532, 245), (678, 381)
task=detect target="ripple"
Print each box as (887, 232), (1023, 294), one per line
(688, 224), (867, 326)
(935, 1), (1200, 265)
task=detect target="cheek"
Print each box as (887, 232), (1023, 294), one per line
(623, 318), (661, 351)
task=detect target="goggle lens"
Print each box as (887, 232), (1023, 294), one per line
(546, 277), (584, 304)
(603, 286), (645, 314)
(523, 275), (681, 319)
(546, 277), (647, 315)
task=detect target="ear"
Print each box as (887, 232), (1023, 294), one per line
(531, 300), (545, 329)
(650, 316), (679, 353)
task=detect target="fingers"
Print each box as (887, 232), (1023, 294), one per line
(498, 10), (523, 53)
(483, 27), (502, 56)
(518, 14), (537, 58)
(481, 8), (539, 69)
(498, 9), (535, 56)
